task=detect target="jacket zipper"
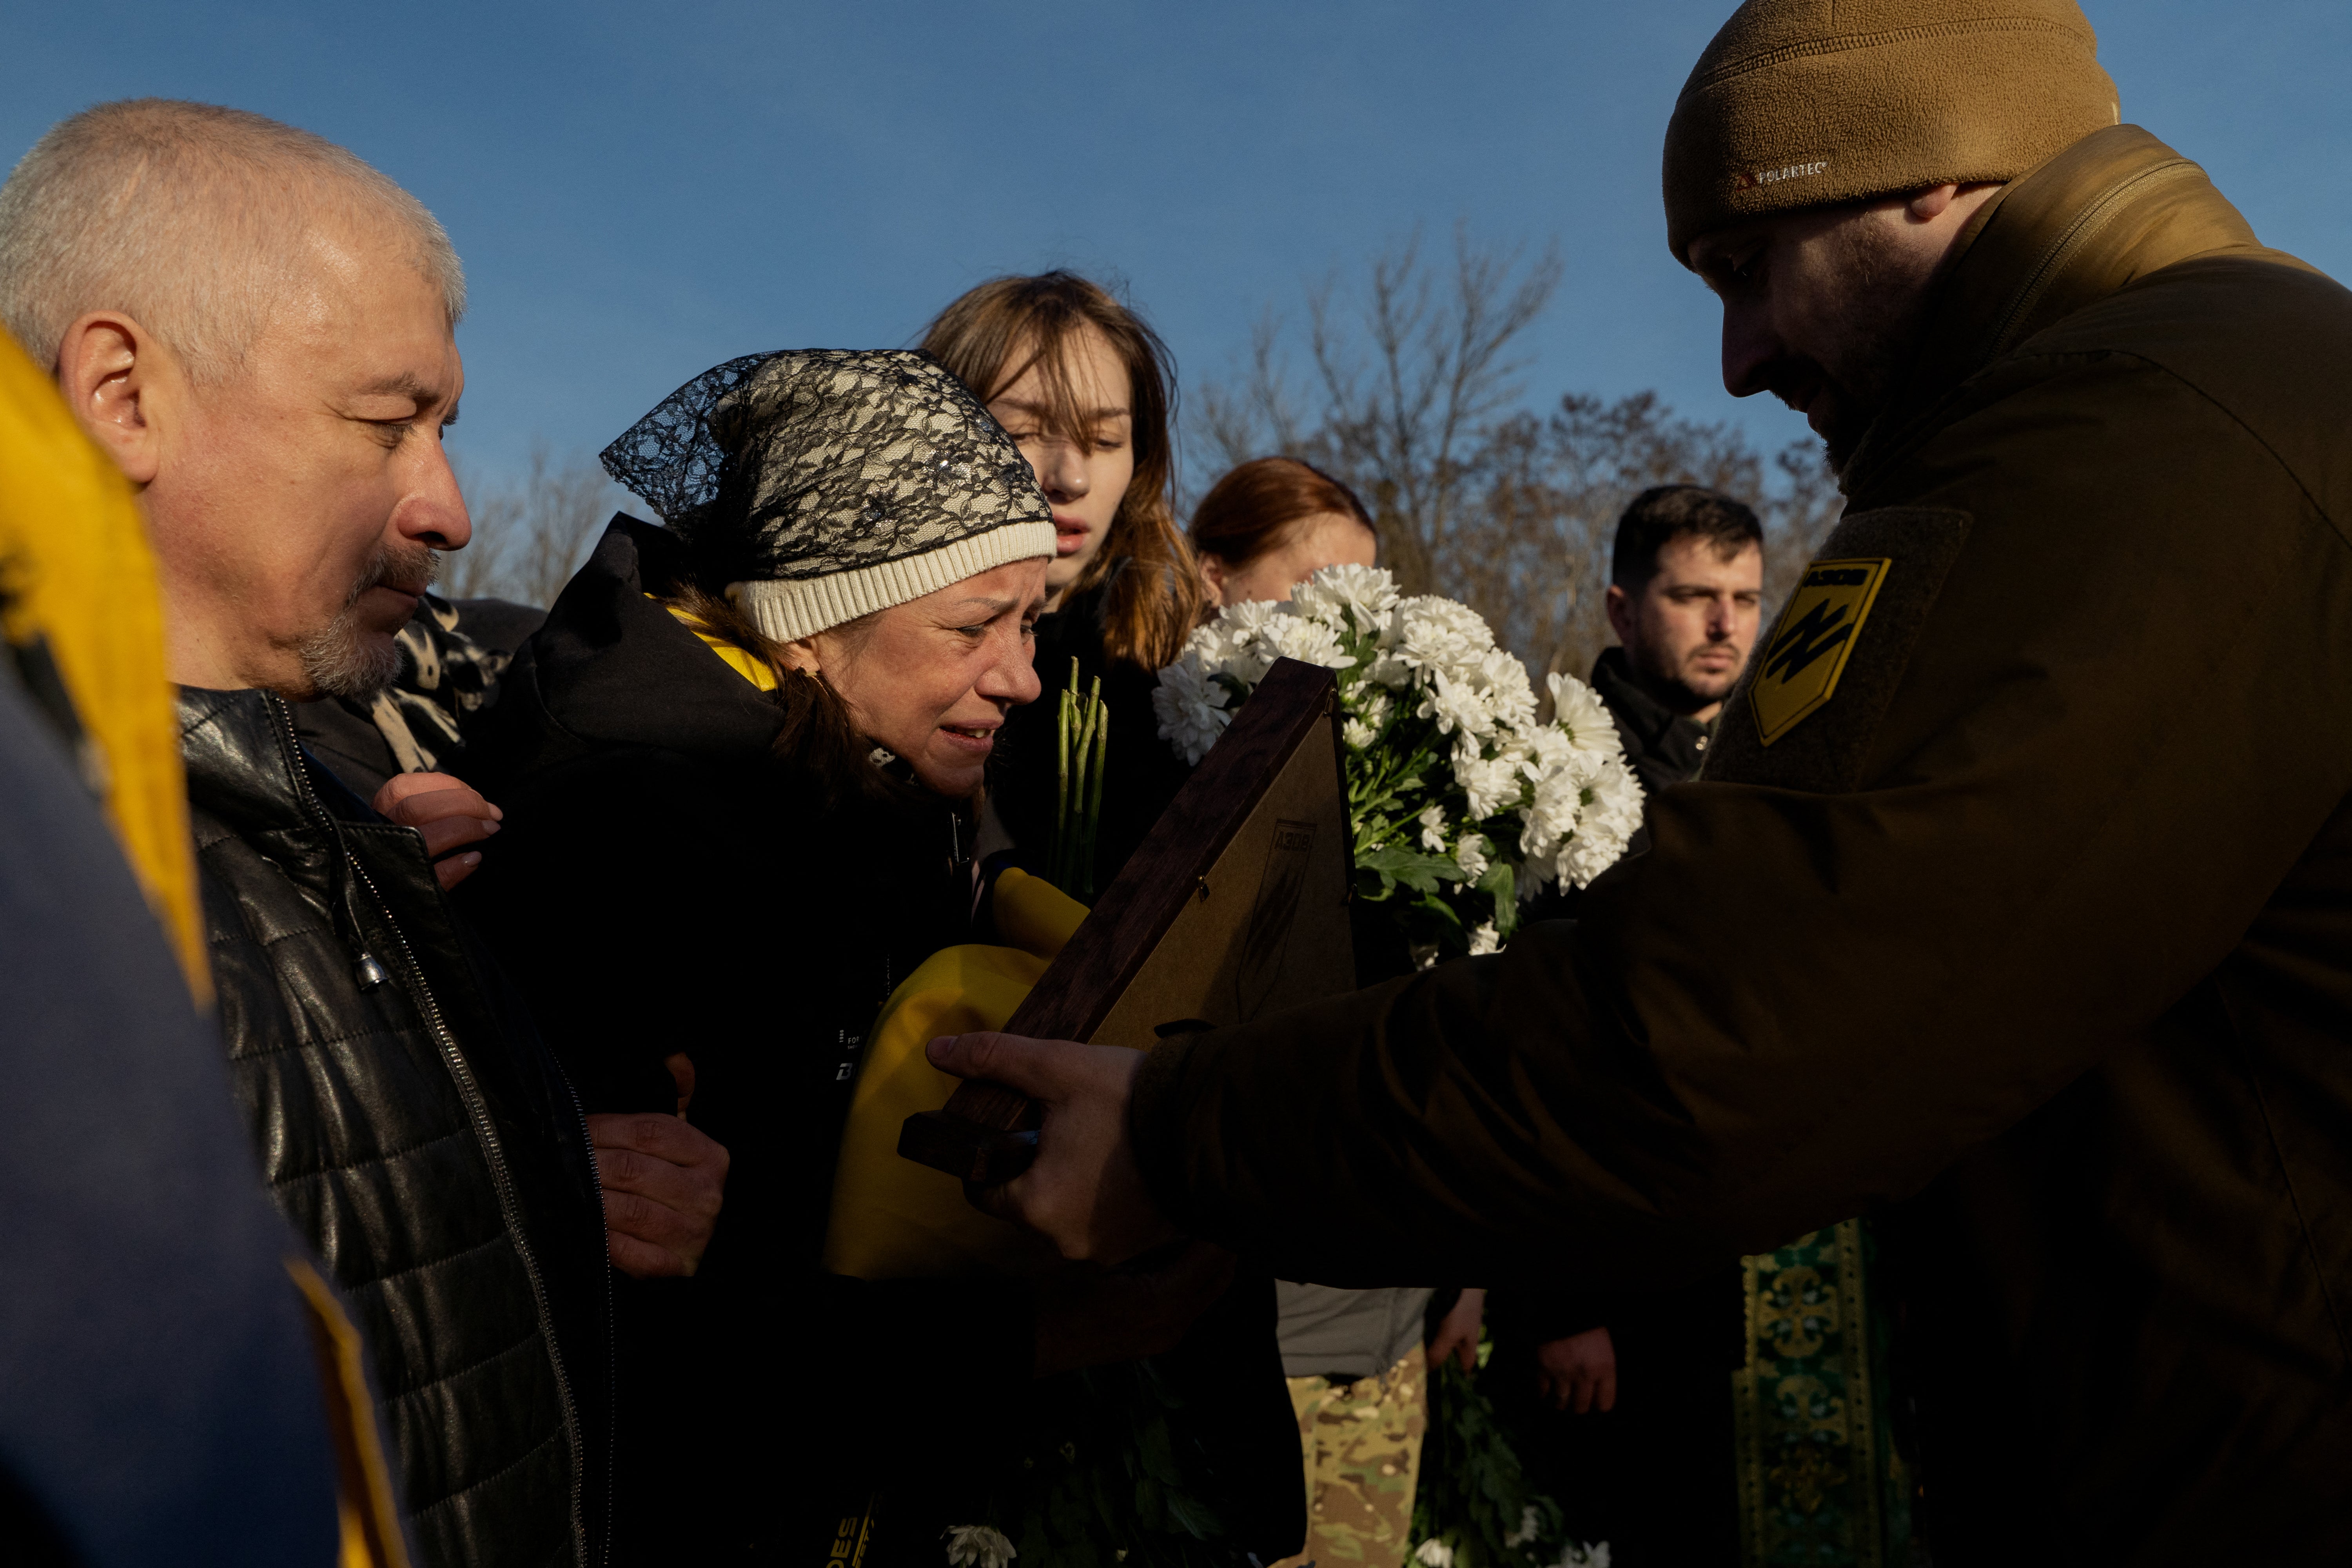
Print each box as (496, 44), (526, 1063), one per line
(272, 698), (600, 1568)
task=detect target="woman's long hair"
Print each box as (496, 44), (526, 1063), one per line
(919, 272), (1207, 671)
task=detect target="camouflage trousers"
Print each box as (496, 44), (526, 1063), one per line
(1274, 1345), (1429, 1568)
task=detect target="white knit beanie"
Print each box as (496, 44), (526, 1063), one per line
(601, 349), (1056, 641)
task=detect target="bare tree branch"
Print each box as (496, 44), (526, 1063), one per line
(444, 443), (620, 608)
(1189, 227), (1846, 692)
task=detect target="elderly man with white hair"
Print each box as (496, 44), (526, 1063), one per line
(0, 100), (725, 1567)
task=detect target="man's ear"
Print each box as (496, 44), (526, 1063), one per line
(1603, 581), (1636, 647)
(1906, 184), (1963, 223)
(55, 311), (173, 485)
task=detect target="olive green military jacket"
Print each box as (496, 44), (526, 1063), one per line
(1133, 126), (2352, 1558)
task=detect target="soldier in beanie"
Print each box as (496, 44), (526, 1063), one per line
(931, 3), (2352, 1561)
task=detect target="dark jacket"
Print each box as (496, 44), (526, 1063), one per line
(1129, 125), (2352, 1562)
(2, 672), (340, 1568)
(183, 687), (613, 1568)
(457, 517), (1033, 1559)
(989, 579), (1194, 892)
(1502, 646), (1742, 1350)
(1587, 644), (1717, 796)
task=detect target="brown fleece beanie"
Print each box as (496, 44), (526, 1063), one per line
(1663, 0), (2120, 263)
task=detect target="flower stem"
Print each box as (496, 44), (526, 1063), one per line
(1081, 675), (1108, 899)
(1067, 671), (1101, 893)
(1053, 667), (1074, 884)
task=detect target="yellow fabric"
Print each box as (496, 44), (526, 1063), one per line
(0, 330), (207, 1002)
(657, 597), (780, 691)
(989, 858), (1088, 955)
(288, 1259), (413, 1568)
(822, 867), (1088, 1280)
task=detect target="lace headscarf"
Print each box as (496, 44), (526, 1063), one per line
(600, 350), (1056, 642)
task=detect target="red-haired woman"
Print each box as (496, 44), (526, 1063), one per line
(1190, 456), (1379, 606)
(1189, 456), (1494, 1568)
(920, 272), (1209, 890)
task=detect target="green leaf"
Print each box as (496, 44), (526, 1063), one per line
(1413, 890), (1465, 930)
(1477, 861), (1518, 938)
(1356, 844), (1459, 894)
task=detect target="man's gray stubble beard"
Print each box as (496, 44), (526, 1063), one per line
(293, 541), (438, 701)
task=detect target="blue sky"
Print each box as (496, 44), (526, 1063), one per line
(7, 1), (2346, 493)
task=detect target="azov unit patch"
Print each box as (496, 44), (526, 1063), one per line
(1752, 557), (1891, 746)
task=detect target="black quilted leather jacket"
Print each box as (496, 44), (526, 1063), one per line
(181, 688), (612, 1568)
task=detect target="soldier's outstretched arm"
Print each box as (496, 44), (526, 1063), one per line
(938, 358), (2352, 1287)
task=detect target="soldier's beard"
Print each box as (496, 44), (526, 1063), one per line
(295, 542), (438, 701)
(1760, 218), (1935, 479)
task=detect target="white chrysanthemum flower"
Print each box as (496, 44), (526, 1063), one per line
(1292, 561), (1401, 630)
(943, 1526), (1016, 1568)
(1259, 608), (1358, 672)
(1393, 595), (1496, 679)
(1196, 598), (1283, 685)
(1559, 1544), (1610, 1568)
(1453, 833), (1490, 883)
(1517, 724), (1574, 782)
(1548, 672), (1625, 759)
(1467, 921), (1500, 956)
(1421, 668), (1498, 740)
(1477, 647), (1540, 731)
(1553, 755), (1644, 888)
(1413, 1540), (1455, 1568)
(1152, 653), (1232, 766)
(1519, 750), (1596, 865)
(1455, 751), (1522, 821)
(1517, 851), (1557, 900)
(1157, 578), (1650, 950)
(1220, 597), (1285, 637)
(1504, 1505), (1542, 1549)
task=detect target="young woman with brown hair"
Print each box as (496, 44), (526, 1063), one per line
(919, 271), (1209, 887)
(1189, 456), (1380, 606)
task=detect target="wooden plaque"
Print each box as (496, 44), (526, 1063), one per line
(899, 657), (1356, 1181)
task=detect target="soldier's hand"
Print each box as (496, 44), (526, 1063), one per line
(1535, 1325), (1617, 1414)
(587, 1109), (728, 1279)
(372, 771), (502, 890)
(924, 1031), (1178, 1265)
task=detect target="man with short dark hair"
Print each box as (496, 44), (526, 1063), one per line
(0, 100), (723, 1567)
(938, 1), (2352, 1557)
(1485, 484), (1765, 1560)
(1590, 484), (1764, 792)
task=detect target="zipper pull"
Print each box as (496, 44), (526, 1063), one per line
(355, 953), (388, 990)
